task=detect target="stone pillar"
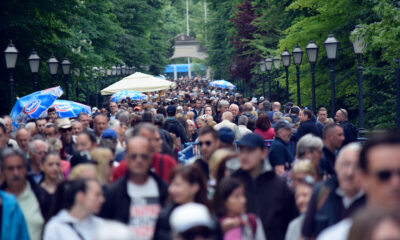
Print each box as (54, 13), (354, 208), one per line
(173, 64), (178, 80)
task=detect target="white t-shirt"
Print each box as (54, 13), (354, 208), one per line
(127, 177), (161, 240)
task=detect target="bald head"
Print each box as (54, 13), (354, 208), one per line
(229, 104), (239, 118)
(16, 128), (31, 152)
(244, 102), (253, 112)
(272, 102), (281, 111)
(222, 111), (233, 122)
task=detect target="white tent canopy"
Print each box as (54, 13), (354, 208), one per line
(101, 72), (176, 95)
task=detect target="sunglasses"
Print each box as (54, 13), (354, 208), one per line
(60, 127), (72, 133)
(127, 154), (149, 161)
(199, 141), (212, 147)
(374, 169), (400, 182)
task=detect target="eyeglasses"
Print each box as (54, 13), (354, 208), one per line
(374, 169), (400, 182)
(60, 127), (72, 133)
(199, 141), (212, 147)
(127, 154), (149, 161)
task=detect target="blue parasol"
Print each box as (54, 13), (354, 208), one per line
(51, 100), (91, 118)
(111, 90), (148, 102)
(209, 80), (236, 90)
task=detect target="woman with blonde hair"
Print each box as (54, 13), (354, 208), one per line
(69, 164), (99, 181)
(91, 148), (114, 186)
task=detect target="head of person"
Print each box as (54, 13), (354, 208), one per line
(359, 133), (400, 209)
(91, 148), (114, 185)
(69, 163), (99, 180)
(94, 114), (108, 137)
(57, 118), (73, 144)
(213, 177), (246, 218)
(291, 160), (317, 189)
(221, 111), (233, 122)
(237, 133), (268, 175)
(0, 148), (28, 190)
(36, 118), (47, 135)
(41, 152), (61, 182)
(262, 100), (271, 113)
(196, 117), (207, 129)
(76, 131), (98, 152)
(238, 115), (248, 127)
(25, 122), (37, 136)
(186, 111), (194, 121)
(335, 142), (362, 198)
(16, 128), (31, 152)
(195, 99), (202, 110)
(317, 107), (328, 123)
(228, 104), (239, 118)
(28, 139), (48, 165)
(109, 101), (118, 115)
(255, 113), (272, 131)
(290, 106), (300, 117)
(131, 123), (162, 153)
(198, 127), (220, 162)
(243, 102), (253, 112)
(125, 137), (153, 179)
(299, 109), (313, 123)
(204, 105), (213, 116)
(169, 165), (209, 206)
(2, 115), (13, 135)
(295, 179), (314, 214)
(47, 107), (57, 121)
(348, 208), (400, 240)
(323, 123), (345, 150)
(335, 108), (348, 123)
(72, 121), (83, 135)
(274, 120), (292, 143)
(0, 122), (8, 150)
(296, 134), (323, 166)
(78, 112), (90, 129)
(217, 100), (229, 114)
(51, 179), (104, 218)
(167, 105), (177, 117)
(272, 101), (281, 111)
(186, 119), (195, 136)
(44, 123), (59, 140)
(273, 111), (283, 123)
(208, 149), (237, 184)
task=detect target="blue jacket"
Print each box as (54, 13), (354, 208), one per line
(269, 137), (293, 168)
(0, 190), (30, 240)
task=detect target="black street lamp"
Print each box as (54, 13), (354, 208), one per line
(396, 58), (400, 130)
(107, 68), (112, 86)
(265, 57), (273, 101)
(47, 54), (59, 87)
(4, 40), (19, 109)
(112, 65), (117, 83)
(324, 33), (339, 117)
(93, 66), (99, 107)
(28, 49), (40, 91)
(292, 45), (303, 106)
(100, 67), (105, 104)
(122, 65), (126, 77)
(273, 55), (281, 99)
(281, 50), (291, 101)
(352, 25), (366, 130)
(116, 65), (122, 79)
(61, 58), (71, 100)
(259, 60), (266, 98)
(306, 40), (319, 112)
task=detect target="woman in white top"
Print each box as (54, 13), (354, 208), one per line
(43, 178), (105, 240)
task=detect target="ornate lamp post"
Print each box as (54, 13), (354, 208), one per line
(47, 54), (59, 87)
(259, 59), (266, 98)
(265, 57), (273, 100)
(281, 50), (291, 101)
(93, 66), (99, 107)
(28, 49), (40, 91)
(273, 55), (281, 99)
(61, 58), (71, 99)
(112, 65), (117, 83)
(306, 40), (319, 112)
(324, 33), (339, 117)
(292, 45), (303, 106)
(4, 40), (19, 109)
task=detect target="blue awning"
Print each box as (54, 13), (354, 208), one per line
(164, 64), (205, 73)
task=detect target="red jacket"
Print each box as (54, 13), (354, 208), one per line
(113, 152), (177, 182)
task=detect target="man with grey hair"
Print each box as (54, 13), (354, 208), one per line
(267, 101), (281, 124)
(229, 103), (240, 124)
(116, 110), (130, 126)
(296, 134), (324, 179)
(215, 99), (230, 123)
(243, 102), (257, 131)
(16, 128), (31, 154)
(238, 115), (252, 137)
(214, 111), (240, 139)
(272, 111), (283, 125)
(28, 139), (48, 183)
(0, 148), (51, 240)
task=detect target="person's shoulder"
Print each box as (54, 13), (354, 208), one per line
(316, 218), (353, 240)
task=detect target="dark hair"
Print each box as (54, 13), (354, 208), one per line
(142, 111), (154, 123)
(77, 130), (97, 144)
(47, 107), (56, 113)
(46, 179), (91, 221)
(0, 148), (29, 171)
(35, 118), (46, 123)
(0, 122), (6, 135)
(169, 165), (210, 208)
(130, 114), (142, 127)
(78, 112), (88, 118)
(213, 177), (243, 217)
(198, 126), (219, 140)
(255, 114), (272, 131)
(359, 133), (400, 172)
(302, 109), (313, 120)
(322, 123), (342, 139)
(99, 138), (117, 155)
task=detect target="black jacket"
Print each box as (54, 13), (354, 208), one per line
(269, 137), (293, 168)
(302, 177), (366, 238)
(99, 171), (168, 224)
(232, 162), (298, 240)
(340, 121), (358, 146)
(294, 119), (321, 142)
(0, 175), (52, 219)
(319, 146), (337, 177)
(164, 118), (189, 144)
(153, 203), (178, 240)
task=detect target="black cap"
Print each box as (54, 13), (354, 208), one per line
(167, 105), (177, 116)
(274, 120), (292, 132)
(237, 133), (265, 149)
(218, 127), (235, 144)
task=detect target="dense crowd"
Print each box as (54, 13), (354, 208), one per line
(0, 77), (399, 240)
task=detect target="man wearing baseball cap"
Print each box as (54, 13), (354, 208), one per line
(232, 133), (298, 240)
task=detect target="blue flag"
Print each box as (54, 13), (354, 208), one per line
(10, 86), (63, 128)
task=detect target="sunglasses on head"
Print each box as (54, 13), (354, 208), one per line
(199, 141), (212, 147)
(374, 169), (400, 182)
(60, 127), (72, 133)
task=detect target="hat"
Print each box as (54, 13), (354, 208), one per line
(274, 120), (292, 132)
(102, 129), (118, 140)
(251, 97), (258, 103)
(259, 96), (265, 102)
(218, 127), (235, 144)
(57, 118), (72, 129)
(70, 151), (95, 168)
(133, 106), (142, 111)
(167, 105), (177, 115)
(170, 203), (214, 233)
(237, 133), (265, 149)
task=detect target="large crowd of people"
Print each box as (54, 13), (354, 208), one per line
(0, 77), (399, 240)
